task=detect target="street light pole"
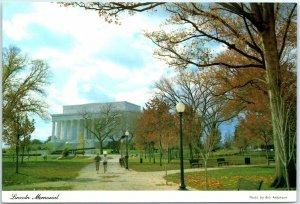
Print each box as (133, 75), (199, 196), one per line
(120, 140), (123, 158)
(176, 101), (187, 190)
(125, 130), (129, 170)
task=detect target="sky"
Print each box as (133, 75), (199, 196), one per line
(3, 2), (235, 142)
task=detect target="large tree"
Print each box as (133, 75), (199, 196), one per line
(2, 47), (50, 126)
(155, 70), (236, 158)
(234, 123), (251, 154)
(116, 111), (141, 152)
(19, 118), (35, 164)
(61, 2), (296, 189)
(82, 103), (121, 154)
(4, 113), (35, 173)
(240, 111), (273, 162)
(155, 70), (230, 189)
(146, 3), (297, 189)
(2, 46), (50, 173)
(136, 97), (177, 166)
(212, 53), (275, 161)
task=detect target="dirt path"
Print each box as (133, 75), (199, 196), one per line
(7, 155), (255, 190)
(71, 155), (215, 190)
(7, 155), (200, 190)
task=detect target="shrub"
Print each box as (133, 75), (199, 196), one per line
(75, 150), (85, 155)
(62, 148), (69, 157)
(50, 150), (63, 155)
(212, 149), (240, 157)
(110, 149), (119, 154)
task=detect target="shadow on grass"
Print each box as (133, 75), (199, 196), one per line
(16, 172), (30, 176)
(100, 175), (120, 179)
(156, 183), (175, 186)
(71, 178), (98, 182)
(4, 186), (72, 191)
(251, 165), (275, 169)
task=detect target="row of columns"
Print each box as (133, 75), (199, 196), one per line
(52, 119), (96, 141)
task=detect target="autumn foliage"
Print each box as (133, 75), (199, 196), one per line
(136, 97), (177, 165)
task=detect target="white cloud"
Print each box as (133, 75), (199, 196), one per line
(32, 48), (66, 66)
(29, 4), (168, 100)
(3, 15), (29, 41)
(109, 88), (154, 108)
(46, 85), (62, 112)
(4, 2), (172, 141)
(115, 64), (165, 91)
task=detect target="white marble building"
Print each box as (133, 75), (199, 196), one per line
(51, 101), (141, 147)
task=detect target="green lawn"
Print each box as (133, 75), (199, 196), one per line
(128, 154), (272, 172)
(2, 156), (92, 190)
(3, 150), (279, 191)
(129, 158), (182, 171)
(165, 166), (279, 190)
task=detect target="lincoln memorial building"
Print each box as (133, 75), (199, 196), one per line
(51, 101), (141, 148)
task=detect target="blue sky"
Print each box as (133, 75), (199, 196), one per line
(3, 2), (235, 142)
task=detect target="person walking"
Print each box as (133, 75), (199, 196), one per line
(94, 153), (101, 174)
(103, 152), (108, 173)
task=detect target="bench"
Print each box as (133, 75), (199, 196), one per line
(217, 158), (229, 166)
(237, 178), (263, 190)
(267, 156), (275, 163)
(189, 159), (202, 168)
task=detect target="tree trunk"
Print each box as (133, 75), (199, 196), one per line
(264, 136), (270, 166)
(167, 147), (170, 163)
(165, 163), (168, 185)
(153, 147), (156, 164)
(152, 145), (156, 164)
(148, 145), (151, 162)
(159, 136), (163, 166)
(21, 145), (25, 164)
(189, 143), (193, 160)
(99, 140), (103, 154)
(15, 135), (20, 173)
(27, 147), (30, 161)
(159, 150), (162, 166)
(265, 146), (270, 166)
(261, 4), (296, 189)
(204, 159), (208, 190)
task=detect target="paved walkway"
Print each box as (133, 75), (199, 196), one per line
(71, 155), (200, 190)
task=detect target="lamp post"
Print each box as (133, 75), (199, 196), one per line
(121, 130), (129, 169)
(125, 130), (129, 169)
(176, 101), (186, 190)
(120, 139), (123, 158)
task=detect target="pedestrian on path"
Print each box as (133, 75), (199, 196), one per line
(102, 151), (108, 173)
(94, 153), (101, 174)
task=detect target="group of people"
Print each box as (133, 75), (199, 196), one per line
(94, 152), (108, 174)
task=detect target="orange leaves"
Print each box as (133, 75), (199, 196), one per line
(186, 174), (273, 190)
(238, 109), (273, 146)
(211, 50), (273, 148)
(136, 97), (177, 149)
(186, 176), (222, 189)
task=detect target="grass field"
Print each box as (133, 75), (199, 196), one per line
(2, 156), (92, 190)
(165, 165), (278, 190)
(128, 153), (272, 172)
(3, 150), (280, 191)
(127, 153), (281, 190)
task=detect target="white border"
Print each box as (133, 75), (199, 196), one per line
(2, 191), (297, 203)
(1, 1), (299, 203)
